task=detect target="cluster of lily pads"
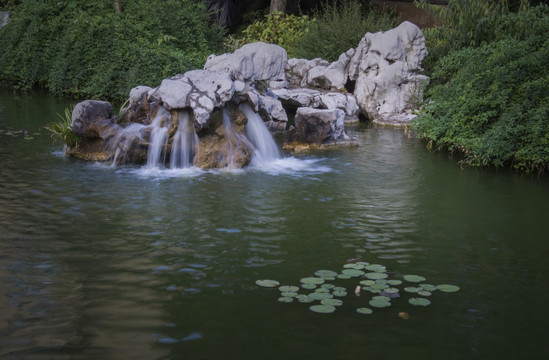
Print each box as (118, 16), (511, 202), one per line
(256, 261), (459, 315)
(0, 128), (38, 140)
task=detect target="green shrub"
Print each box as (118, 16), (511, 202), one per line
(0, 0), (225, 101)
(228, 11), (312, 57)
(294, 0), (398, 61)
(44, 105), (78, 148)
(413, 7), (549, 174)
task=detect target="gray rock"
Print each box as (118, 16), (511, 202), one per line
(204, 42), (287, 83)
(289, 107), (353, 145)
(71, 100), (115, 138)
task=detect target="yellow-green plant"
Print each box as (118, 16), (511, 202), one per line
(44, 106), (79, 148)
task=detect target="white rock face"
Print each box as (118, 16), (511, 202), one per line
(147, 70), (235, 128)
(286, 21), (428, 125)
(204, 42), (287, 83)
(350, 21), (429, 124)
(272, 88), (360, 122)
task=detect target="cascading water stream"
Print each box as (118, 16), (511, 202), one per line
(146, 106), (171, 168)
(239, 103), (281, 166)
(169, 110), (198, 169)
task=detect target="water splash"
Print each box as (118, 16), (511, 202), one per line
(239, 103), (281, 166)
(170, 110), (199, 169)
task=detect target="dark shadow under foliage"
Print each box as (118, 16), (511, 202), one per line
(0, 0), (225, 101)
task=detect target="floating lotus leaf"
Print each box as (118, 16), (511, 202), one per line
(323, 276), (336, 281)
(387, 279), (403, 286)
(321, 298), (343, 307)
(419, 284), (437, 292)
(365, 264), (386, 272)
(301, 283), (317, 290)
(371, 283), (389, 290)
(300, 277), (325, 285)
(278, 296), (294, 303)
(332, 290), (348, 297)
(333, 287), (346, 292)
(372, 296), (391, 302)
(380, 290), (400, 299)
(403, 275), (426, 283)
(375, 279), (388, 285)
(315, 270), (338, 278)
(360, 280), (375, 286)
(309, 292), (333, 300)
(369, 299), (391, 308)
(343, 263), (364, 269)
(417, 290), (432, 296)
(342, 269), (365, 277)
(315, 288), (330, 293)
(383, 287), (399, 294)
(355, 261), (370, 267)
(309, 304), (336, 314)
(404, 287), (420, 293)
(337, 274), (352, 280)
(365, 272), (388, 280)
(436, 284), (460, 293)
(321, 283), (335, 289)
(356, 307), (373, 314)
(279, 286), (299, 292)
(281, 292), (298, 298)
(409, 297), (431, 306)
(296, 295), (313, 303)
(256, 279), (280, 287)
(363, 288), (381, 294)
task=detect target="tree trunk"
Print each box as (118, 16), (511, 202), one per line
(269, 0), (287, 13)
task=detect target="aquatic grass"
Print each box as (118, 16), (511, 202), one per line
(44, 106), (79, 148)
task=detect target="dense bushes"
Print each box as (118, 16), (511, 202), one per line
(414, 3), (549, 174)
(0, 0), (224, 101)
(231, 0), (398, 62)
(293, 0), (398, 61)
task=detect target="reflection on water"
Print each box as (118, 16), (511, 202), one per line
(1, 91), (549, 360)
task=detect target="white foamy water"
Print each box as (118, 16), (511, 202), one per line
(239, 103), (281, 165)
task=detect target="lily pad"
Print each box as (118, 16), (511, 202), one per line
(309, 292), (333, 300)
(436, 284), (460, 293)
(337, 274), (352, 280)
(371, 283), (389, 290)
(369, 299), (391, 308)
(301, 283), (317, 290)
(365, 264), (386, 272)
(296, 295), (313, 303)
(404, 287), (420, 293)
(356, 307), (373, 314)
(332, 290), (348, 297)
(321, 283), (335, 289)
(321, 298), (343, 307)
(315, 288), (330, 293)
(279, 285), (299, 292)
(359, 280), (375, 286)
(281, 292), (298, 298)
(333, 287), (346, 292)
(343, 263), (364, 269)
(300, 277), (325, 285)
(309, 304), (336, 314)
(419, 284), (437, 292)
(387, 279), (402, 286)
(278, 296), (294, 303)
(365, 272), (388, 280)
(342, 269), (365, 277)
(256, 279), (280, 288)
(372, 295), (391, 302)
(383, 287), (399, 294)
(417, 291), (432, 297)
(409, 297), (431, 306)
(403, 275), (426, 283)
(315, 270), (338, 278)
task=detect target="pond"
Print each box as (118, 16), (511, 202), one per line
(1, 90), (548, 359)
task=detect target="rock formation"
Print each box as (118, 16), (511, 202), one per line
(67, 22), (429, 168)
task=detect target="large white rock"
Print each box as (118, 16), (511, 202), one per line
(204, 42), (287, 83)
(350, 21), (429, 124)
(147, 70), (235, 128)
(290, 107), (353, 145)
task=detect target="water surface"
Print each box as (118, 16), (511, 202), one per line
(0, 90), (548, 359)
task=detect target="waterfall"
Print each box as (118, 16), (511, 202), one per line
(239, 103), (281, 165)
(146, 106), (171, 168)
(169, 110), (198, 169)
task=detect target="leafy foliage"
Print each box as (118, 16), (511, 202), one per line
(44, 106), (78, 148)
(293, 0), (398, 62)
(227, 11), (312, 57)
(0, 0), (224, 101)
(414, 5), (549, 174)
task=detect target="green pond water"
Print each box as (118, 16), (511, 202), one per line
(0, 90), (548, 359)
